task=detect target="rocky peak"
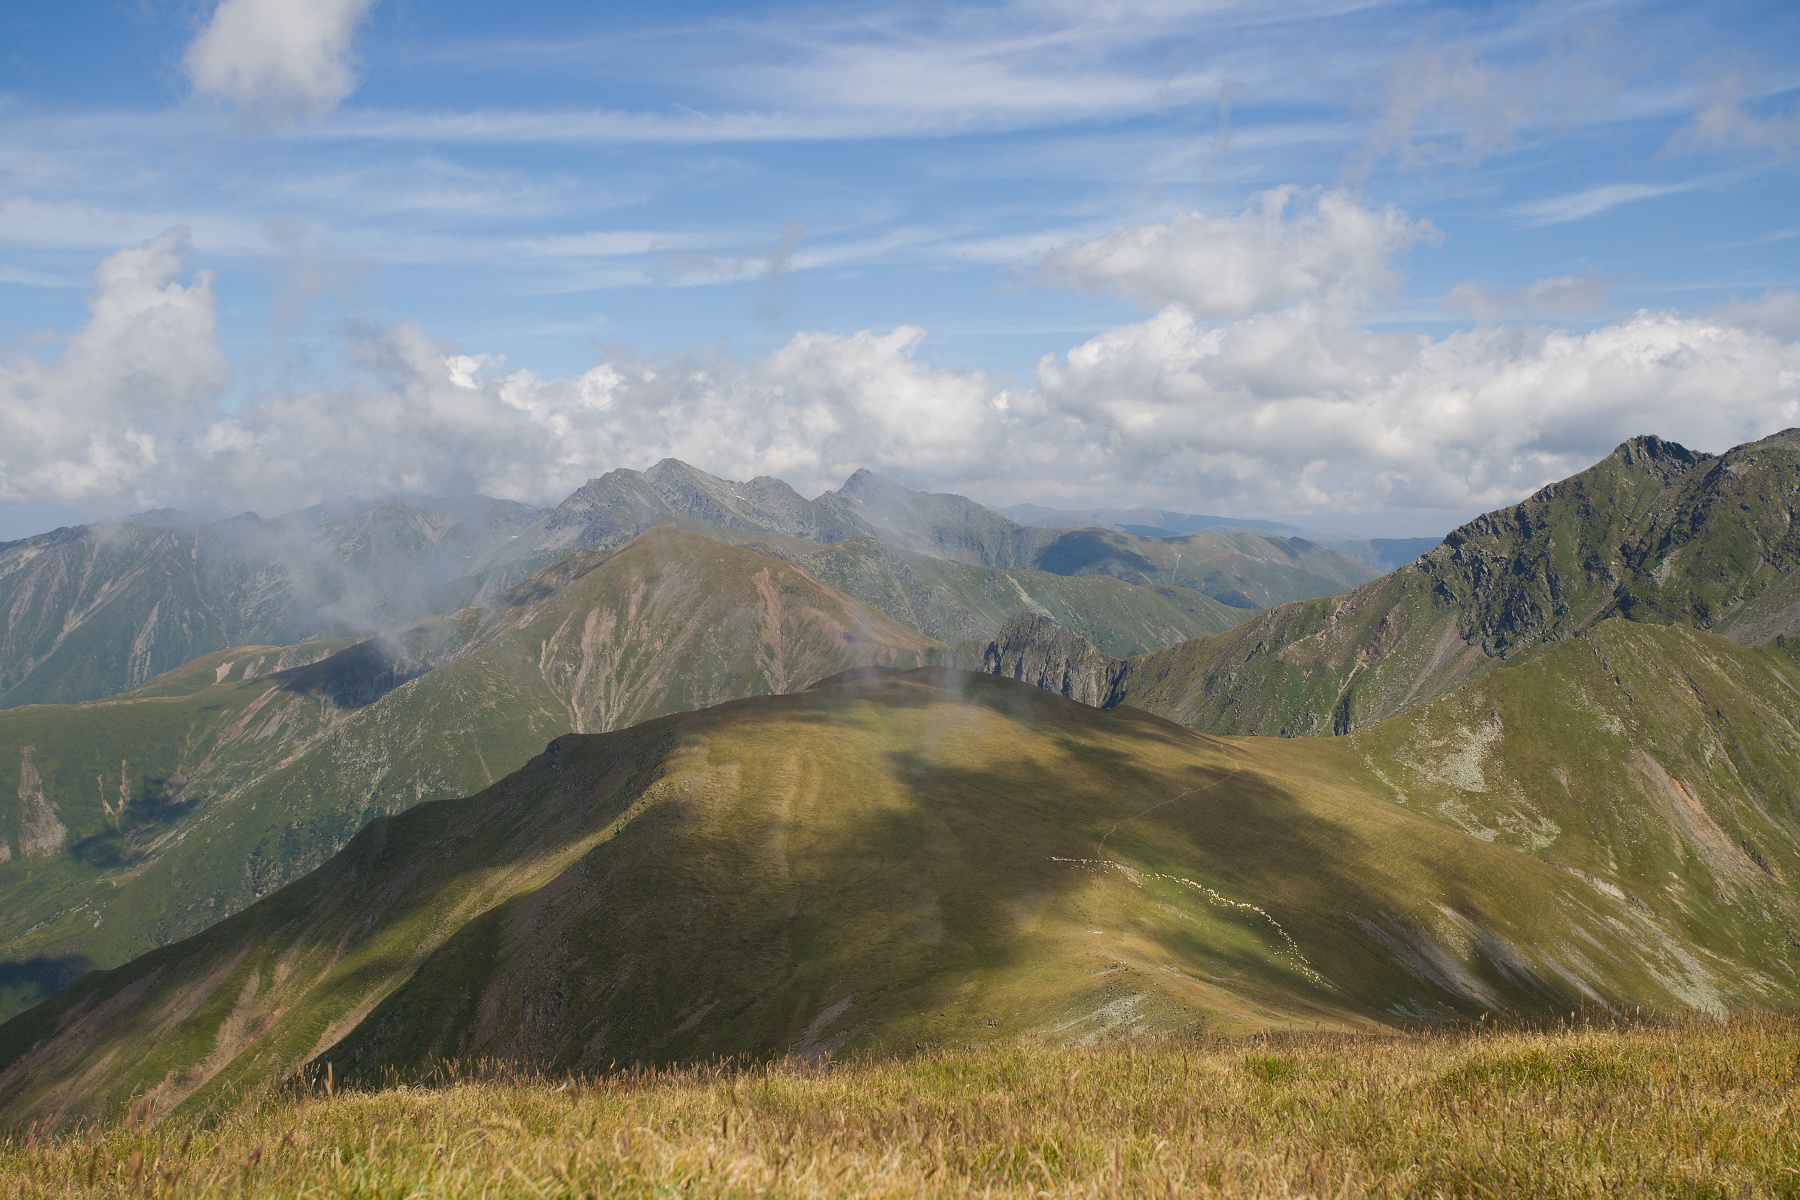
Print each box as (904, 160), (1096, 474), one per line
(1612, 434), (1713, 481)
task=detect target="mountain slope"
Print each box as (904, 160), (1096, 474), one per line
(1110, 431), (1800, 735)
(0, 498), (547, 710)
(1, 464), (1375, 709)
(718, 532), (1248, 657)
(5, 625), (1798, 1128)
(0, 528), (938, 1019)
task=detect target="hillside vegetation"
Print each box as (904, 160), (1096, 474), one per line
(1001, 430), (1800, 736)
(2, 1017), (1792, 1198)
(0, 528), (938, 1020)
(5, 620), (1799, 1126)
(719, 532), (1248, 656)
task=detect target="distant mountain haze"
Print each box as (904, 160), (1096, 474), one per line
(997, 503), (1444, 573)
(0, 463), (1377, 709)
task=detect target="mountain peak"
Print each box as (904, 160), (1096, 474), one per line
(836, 467), (895, 499)
(645, 457), (707, 481)
(1612, 434), (1710, 478)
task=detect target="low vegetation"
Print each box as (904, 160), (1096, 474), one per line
(2, 1015), (1793, 1198)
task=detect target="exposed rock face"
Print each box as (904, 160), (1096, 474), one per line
(981, 613), (1126, 707)
(14, 748), (66, 859)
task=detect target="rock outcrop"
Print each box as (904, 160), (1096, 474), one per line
(981, 613), (1126, 707)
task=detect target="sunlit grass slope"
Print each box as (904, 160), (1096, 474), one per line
(0, 528), (938, 1019)
(6, 624), (1798, 1129)
(3, 1017), (1795, 1197)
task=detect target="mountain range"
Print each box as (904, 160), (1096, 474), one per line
(0, 463), (1377, 709)
(5, 615), (1797, 1127)
(997, 502), (1441, 571)
(2, 430), (1799, 1128)
(0, 466), (1384, 1021)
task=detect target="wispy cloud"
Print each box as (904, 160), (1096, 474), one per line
(1511, 181), (1695, 225)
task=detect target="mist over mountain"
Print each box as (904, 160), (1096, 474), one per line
(0, 462), (1375, 709)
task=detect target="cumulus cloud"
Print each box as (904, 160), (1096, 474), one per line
(5, 233), (1800, 531)
(0, 234), (1000, 515)
(185, 0), (375, 119)
(1028, 301), (1800, 514)
(190, 323), (1000, 512)
(1036, 188), (1438, 317)
(0, 229), (224, 507)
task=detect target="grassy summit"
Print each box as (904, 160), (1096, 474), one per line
(4, 622), (1797, 1128)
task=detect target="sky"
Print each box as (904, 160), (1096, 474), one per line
(0, 0), (1797, 538)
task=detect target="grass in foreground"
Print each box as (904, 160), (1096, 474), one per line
(3, 1016), (1795, 1199)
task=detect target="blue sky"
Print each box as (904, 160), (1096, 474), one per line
(1, 0), (1797, 538)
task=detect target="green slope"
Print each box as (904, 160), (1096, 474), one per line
(814, 469), (1379, 605)
(5, 621), (1797, 1128)
(0, 528), (939, 1019)
(1116, 430), (1800, 735)
(720, 532), (1248, 657)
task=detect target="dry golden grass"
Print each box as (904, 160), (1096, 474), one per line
(4, 1015), (1795, 1199)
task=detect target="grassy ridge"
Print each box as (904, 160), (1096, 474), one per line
(7, 628), (1799, 1129)
(1, 1017), (1794, 1197)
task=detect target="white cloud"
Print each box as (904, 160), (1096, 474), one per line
(1027, 300), (1800, 514)
(1036, 188), (1438, 317)
(1511, 181), (1695, 226)
(0, 236), (999, 513)
(189, 321), (1001, 511)
(1352, 34), (1627, 176)
(0, 229), (224, 508)
(185, 0), (376, 119)
(1674, 66), (1800, 159)
(5, 235), (1799, 531)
